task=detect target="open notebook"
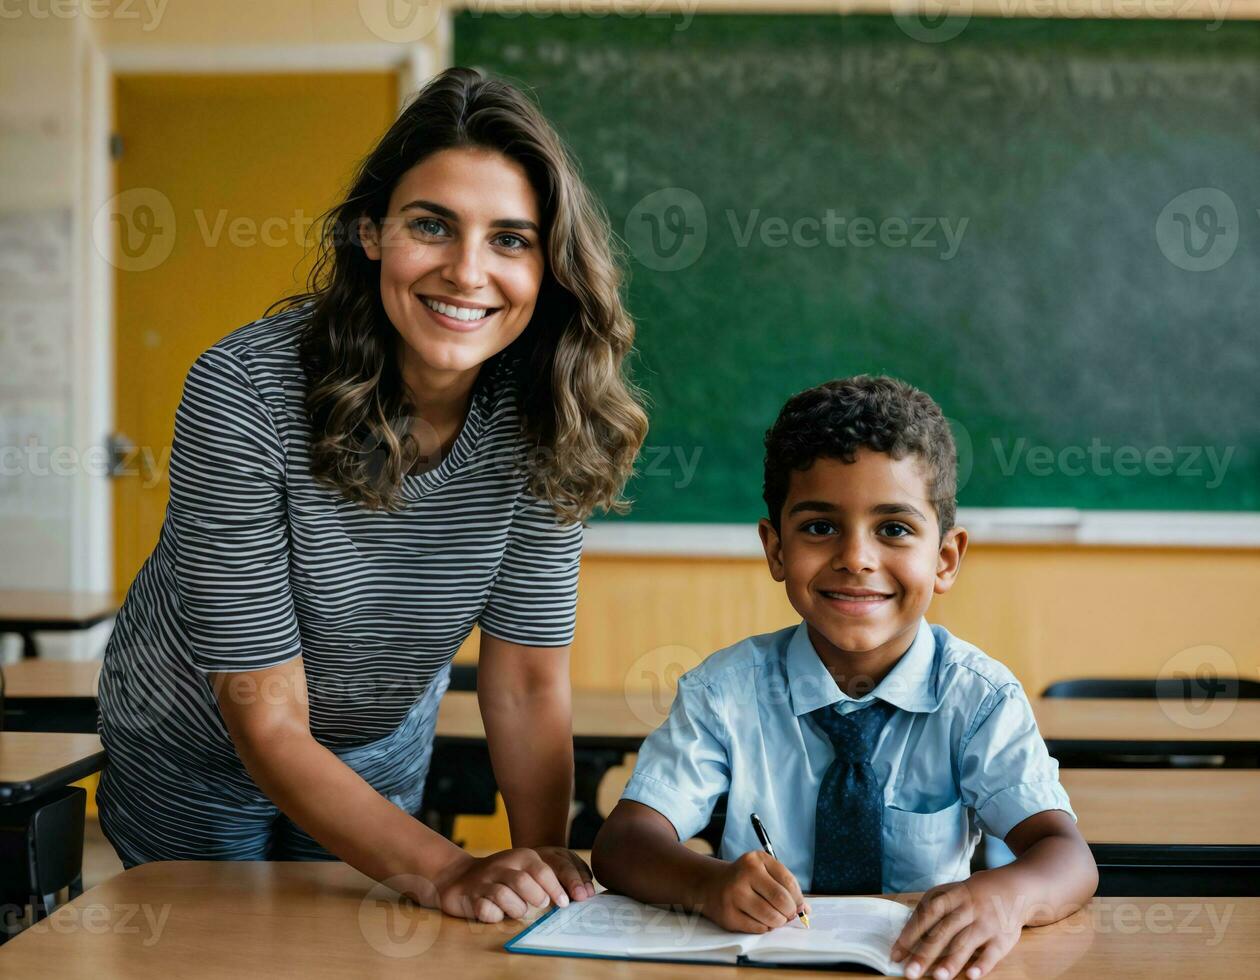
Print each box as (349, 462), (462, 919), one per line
(506, 893), (913, 974)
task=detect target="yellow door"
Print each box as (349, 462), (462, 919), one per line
(111, 73), (398, 599)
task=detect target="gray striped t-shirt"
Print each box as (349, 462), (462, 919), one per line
(99, 303), (582, 753)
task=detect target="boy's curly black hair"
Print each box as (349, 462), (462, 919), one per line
(762, 375), (957, 535)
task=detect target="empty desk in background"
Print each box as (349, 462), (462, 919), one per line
(1063, 768), (1260, 896)
(436, 689), (659, 847)
(1033, 697), (1260, 766)
(0, 733), (105, 805)
(1, 660), (101, 733)
(435, 689), (656, 751)
(3, 862), (1257, 977)
(0, 592), (116, 661)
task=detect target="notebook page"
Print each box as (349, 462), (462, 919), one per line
(747, 896), (912, 972)
(512, 894), (752, 958)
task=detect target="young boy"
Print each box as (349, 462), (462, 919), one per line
(592, 376), (1097, 980)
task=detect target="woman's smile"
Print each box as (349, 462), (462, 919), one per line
(417, 293), (503, 332)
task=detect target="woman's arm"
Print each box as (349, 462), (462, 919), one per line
(477, 633), (572, 847)
(476, 632), (594, 899)
(211, 655), (572, 921)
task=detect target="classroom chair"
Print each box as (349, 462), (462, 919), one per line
(0, 785), (86, 942)
(1042, 677), (1260, 700)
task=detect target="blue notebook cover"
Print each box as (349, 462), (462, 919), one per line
(504, 905), (894, 972)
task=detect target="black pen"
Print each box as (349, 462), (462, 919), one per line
(749, 812), (810, 929)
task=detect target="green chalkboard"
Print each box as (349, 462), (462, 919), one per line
(455, 14), (1260, 523)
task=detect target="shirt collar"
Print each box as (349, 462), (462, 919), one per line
(785, 617), (942, 717)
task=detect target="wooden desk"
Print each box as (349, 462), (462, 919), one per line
(1, 659), (101, 700)
(0, 590), (116, 660)
(1034, 697), (1260, 765)
(1063, 768), (1260, 896)
(0, 732), (105, 804)
(1065, 769), (1260, 847)
(1, 658), (101, 733)
(2, 862), (1255, 977)
(436, 690), (662, 847)
(437, 689), (659, 749)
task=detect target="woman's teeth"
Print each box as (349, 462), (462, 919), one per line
(423, 297), (492, 322)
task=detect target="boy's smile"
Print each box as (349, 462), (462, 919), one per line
(758, 449), (967, 695)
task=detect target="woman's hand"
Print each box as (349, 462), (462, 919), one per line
(534, 845), (596, 901)
(431, 847), (573, 923)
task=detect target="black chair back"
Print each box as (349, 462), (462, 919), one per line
(1042, 677), (1260, 700)
(447, 664), (478, 692)
(0, 785), (87, 937)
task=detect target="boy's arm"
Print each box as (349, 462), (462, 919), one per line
(593, 800), (809, 934)
(890, 809), (1098, 980)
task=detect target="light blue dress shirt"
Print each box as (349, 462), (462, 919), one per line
(621, 618), (1075, 893)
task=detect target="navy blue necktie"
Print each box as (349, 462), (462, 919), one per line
(810, 699), (895, 894)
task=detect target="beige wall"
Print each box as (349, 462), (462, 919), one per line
(459, 545), (1260, 696)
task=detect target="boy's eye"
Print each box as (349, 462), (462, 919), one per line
(410, 217), (448, 237)
(801, 519), (837, 536)
(879, 522), (913, 538)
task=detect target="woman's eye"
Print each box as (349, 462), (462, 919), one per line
(494, 233), (530, 251)
(879, 522), (913, 538)
(411, 217), (447, 237)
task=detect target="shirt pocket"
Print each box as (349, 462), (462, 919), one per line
(882, 798), (971, 893)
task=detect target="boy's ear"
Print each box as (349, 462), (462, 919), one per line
(758, 518), (786, 583)
(934, 526), (968, 595)
(358, 216), (382, 260)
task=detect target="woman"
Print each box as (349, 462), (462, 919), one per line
(97, 67), (648, 923)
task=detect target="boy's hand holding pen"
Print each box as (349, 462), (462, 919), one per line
(690, 811), (811, 934)
(751, 813), (810, 929)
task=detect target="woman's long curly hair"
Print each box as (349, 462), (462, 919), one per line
(268, 67), (648, 523)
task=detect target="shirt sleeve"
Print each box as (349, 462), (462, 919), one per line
(620, 671), (731, 842)
(959, 682), (1076, 841)
(477, 489), (582, 647)
(168, 346), (302, 673)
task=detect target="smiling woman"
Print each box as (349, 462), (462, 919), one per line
(95, 67), (648, 925)
(289, 69), (645, 518)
